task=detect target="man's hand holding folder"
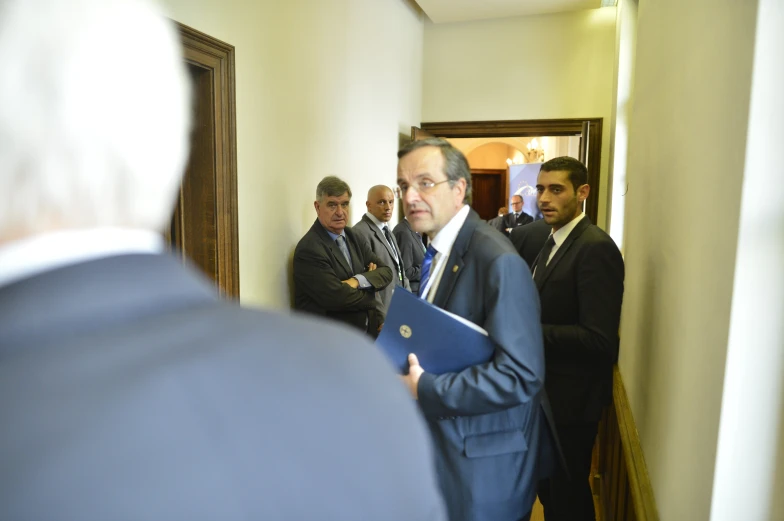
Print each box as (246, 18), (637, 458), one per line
(375, 289), (496, 392)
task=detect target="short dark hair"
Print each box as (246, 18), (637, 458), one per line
(397, 138), (472, 204)
(539, 156), (588, 192)
(316, 176), (351, 201)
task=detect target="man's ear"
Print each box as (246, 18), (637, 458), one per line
(577, 184), (590, 203)
(453, 178), (467, 203)
(313, 200), (319, 213)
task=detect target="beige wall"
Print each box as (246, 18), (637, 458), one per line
(465, 142), (517, 169)
(159, 0), (424, 308)
(617, 0), (759, 519)
(421, 8), (616, 228)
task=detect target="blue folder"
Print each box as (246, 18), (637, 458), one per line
(376, 288), (495, 374)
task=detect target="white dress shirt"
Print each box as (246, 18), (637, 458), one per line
(0, 228), (164, 289)
(365, 212), (399, 262)
(547, 212), (586, 264)
(420, 204), (470, 303)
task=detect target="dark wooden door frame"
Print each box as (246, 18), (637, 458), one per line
(417, 118), (603, 225)
(173, 22), (240, 298)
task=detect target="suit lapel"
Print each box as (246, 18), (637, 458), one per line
(313, 221), (353, 277)
(344, 228), (366, 275)
(365, 215), (397, 262)
(432, 210), (478, 308)
(536, 217), (592, 290)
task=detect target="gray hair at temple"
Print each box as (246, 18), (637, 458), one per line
(397, 138), (472, 204)
(316, 176), (352, 201)
(0, 0), (191, 242)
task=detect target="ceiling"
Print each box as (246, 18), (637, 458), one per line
(415, 0), (609, 24)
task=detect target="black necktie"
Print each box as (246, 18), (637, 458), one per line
(533, 235), (556, 285)
(383, 226), (402, 280)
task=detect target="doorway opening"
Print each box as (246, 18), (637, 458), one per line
(412, 118), (603, 224)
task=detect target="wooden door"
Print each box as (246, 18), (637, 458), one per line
(166, 24), (239, 298)
(470, 169), (505, 220)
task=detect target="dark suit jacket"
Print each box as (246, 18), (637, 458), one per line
(293, 219), (394, 333)
(393, 218), (425, 295)
(502, 211), (534, 235)
(352, 214), (410, 319)
(534, 216), (625, 425)
(510, 219), (552, 268)
(0, 254), (445, 521)
(416, 209), (553, 521)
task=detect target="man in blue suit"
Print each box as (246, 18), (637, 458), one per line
(0, 1), (446, 519)
(397, 138), (554, 521)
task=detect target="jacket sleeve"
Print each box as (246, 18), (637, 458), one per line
(417, 252), (545, 417)
(293, 242), (378, 312)
(541, 238), (625, 364)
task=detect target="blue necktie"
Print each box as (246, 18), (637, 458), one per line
(418, 245), (438, 299)
(336, 235), (353, 273)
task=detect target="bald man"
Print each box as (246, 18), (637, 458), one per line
(352, 185), (410, 335)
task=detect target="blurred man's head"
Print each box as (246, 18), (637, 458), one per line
(314, 176), (352, 234)
(366, 185), (394, 223)
(497, 207), (508, 217)
(510, 195), (523, 213)
(0, 0), (191, 244)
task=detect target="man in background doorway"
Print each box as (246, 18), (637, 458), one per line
(0, 1), (445, 520)
(352, 185), (410, 335)
(533, 157), (625, 521)
(504, 195), (533, 235)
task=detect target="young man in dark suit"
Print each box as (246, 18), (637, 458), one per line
(352, 185), (411, 333)
(293, 176), (394, 335)
(397, 138), (554, 521)
(533, 156), (625, 521)
(0, 2), (445, 519)
(393, 216), (426, 294)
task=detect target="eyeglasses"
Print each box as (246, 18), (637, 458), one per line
(394, 179), (450, 199)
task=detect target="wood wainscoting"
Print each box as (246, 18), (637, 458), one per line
(591, 366), (660, 521)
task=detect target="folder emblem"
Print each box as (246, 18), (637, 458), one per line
(399, 325), (412, 338)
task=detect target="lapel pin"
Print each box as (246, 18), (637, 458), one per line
(452, 265), (459, 273)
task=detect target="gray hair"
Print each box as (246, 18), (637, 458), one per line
(397, 138), (472, 204)
(316, 176), (352, 201)
(0, 0), (191, 240)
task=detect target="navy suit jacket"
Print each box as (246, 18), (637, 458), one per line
(392, 218), (426, 294)
(502, 211), (533, 235)
(534, 217), (625, 425)
(0, 254), (445, 521)
(416, 209), (554, 521)
(293, 219), (393, 333)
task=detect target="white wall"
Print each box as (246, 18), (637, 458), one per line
(159, 0), (424, 308)
(606, 0), (637, 249)
(617, 1), (759, 519)
(710, 1), (784, 520)
(421, 8), (616, 228)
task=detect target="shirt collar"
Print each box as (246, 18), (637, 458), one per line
(0, 228), (164, 288)
(430, 204), (470, 256)
(364, 212), (391, 233)
(551, 212), (586, 247)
